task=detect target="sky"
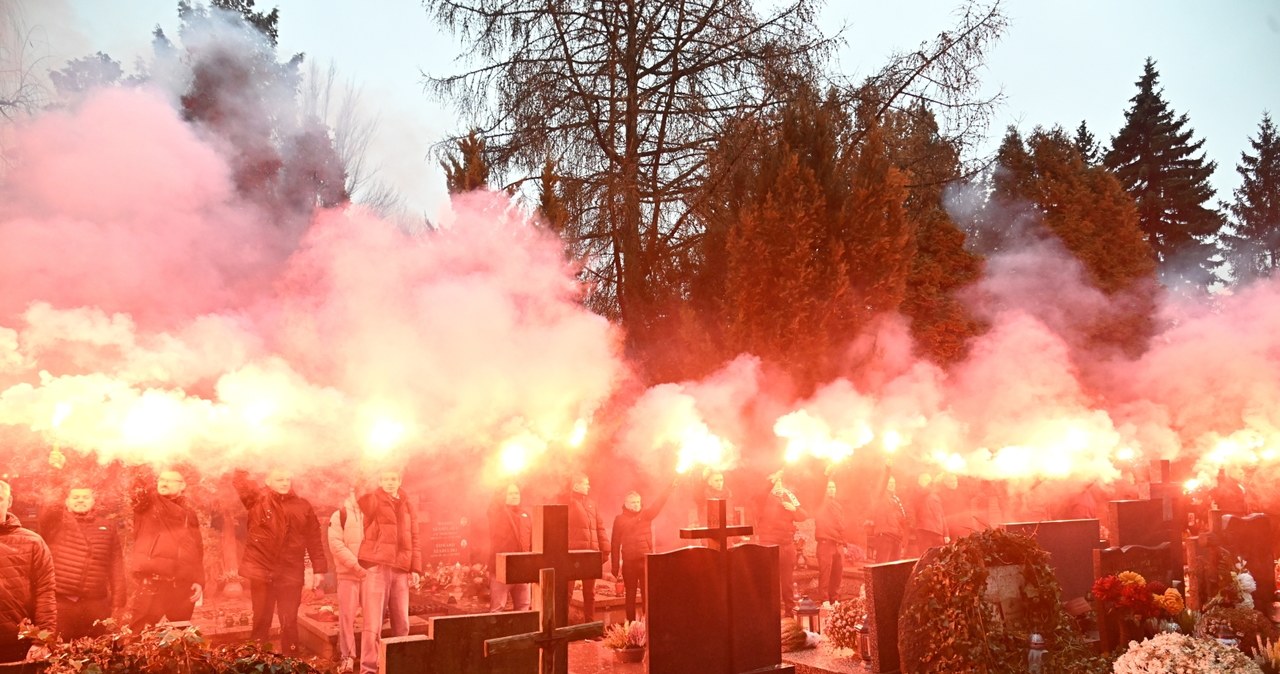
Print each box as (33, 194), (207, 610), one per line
(20, 0), (1280, 218)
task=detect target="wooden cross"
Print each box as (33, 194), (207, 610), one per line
(680, 498), (753, 551)
(495, 504), (603, 630)
(485, 568), (603, 674)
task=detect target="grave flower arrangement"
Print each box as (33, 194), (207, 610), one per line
(603, 620), (647, 649)
(1111, 631), (1262, 674)
(823, 596), (866, 652)
(1091, 571), (1162, 621)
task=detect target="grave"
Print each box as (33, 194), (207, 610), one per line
(381, 611), (538, 674)
(1002, 519), (1102, 603)
(646, 498), (794, 674)
(1221, 513), (1275, 608)
(486, 568), (604, 674)
(865, 558), (916, 674)
(1092, 542), (1175, 652)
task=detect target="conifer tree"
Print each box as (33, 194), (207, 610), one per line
(1104, 58), (1223, 283)
(1222, 113), (1280, 282)
(1073, 120), (1100, 167)
(441, 129), (491, 194)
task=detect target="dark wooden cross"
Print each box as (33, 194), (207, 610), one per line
(680, 498), (753, 551)
(486, 568), (603, 674)
(496, 504), (603, 625)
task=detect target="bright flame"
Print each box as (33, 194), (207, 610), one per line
(882, 429), (903, 454)
(675, 423), (728, 474)
(1115, 446), (1136, 462)
(499, 437), (534, 475)
(774, 410), (861, 466)
(1183, 478), (1201, 493)
(51, 402), (73, 429)
(121, 392), (186, 450)
(366, 417), (406, 458)
(567, 419), (588, 448)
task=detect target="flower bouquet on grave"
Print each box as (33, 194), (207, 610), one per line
(603, 620), (647, 662)
(1111, 632), (1262, 674)
(460, 563), (490, 600)
(1092, 571), (1163, 643)
(822, 596), (866, 654)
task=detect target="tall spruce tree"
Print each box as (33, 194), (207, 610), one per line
(1073, 120), (1100, 166)
(440, 129), (491, 194)
(1104, 58), (1223, 283)
(1222, 113), (1280, 282)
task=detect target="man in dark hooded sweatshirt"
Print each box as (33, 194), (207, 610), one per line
(567, 473), (609, 622)
(39, 484), (126, 639)
(813, 479), (847, 605)
(233, 468), (327, 655)
(610, 477), (677, 621)
(0, 480), (55, 664)
(129, 468), (203, 628)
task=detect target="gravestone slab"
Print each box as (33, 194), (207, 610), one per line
(381, 611), (539, 674)
(647, 547), (730, 673)
(1182, 535), (1218, 612)
(730, 544), (783, 672)
(1106, 500), (1167, 548)
(1221, 513), (1275, 608)
(1003, 519), (1102, 603)
(865, 559), (917, 674)
(1093, 542), (1175, 652)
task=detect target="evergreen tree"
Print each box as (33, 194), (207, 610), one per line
(1073, 120), (1100, 166)
(996, 126), (1157, 352)
(885, 105), (986, 365)
(1222, 113), (1280, 282)
(1104, 58), (1223, 283)
(440, 129), (491, 194)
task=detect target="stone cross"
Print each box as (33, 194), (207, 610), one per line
(485, 568), (603, 674)
(496, 504), (603, 628)
(680, 498), (754, 551)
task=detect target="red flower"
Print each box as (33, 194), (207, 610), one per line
(1092, 575), (1122, 602)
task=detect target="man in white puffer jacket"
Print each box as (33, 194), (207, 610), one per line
(328, 488), (365, 674)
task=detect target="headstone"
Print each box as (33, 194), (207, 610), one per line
(485, 568), (603, 674)
(646, 498), (794, 674)
(1221, 513), (1275, 608)
(429, 518), (463, 564)
(1092, 542), (1175, 652)
(381, 611), (539, 674)
(866, 558), (917, 674)
(1003, 519), (1103, 603)
(1106, 500), (1167, 549)
(1182, 534), (1218, 612)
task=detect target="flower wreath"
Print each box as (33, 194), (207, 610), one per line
(897, 528), (1109, 674)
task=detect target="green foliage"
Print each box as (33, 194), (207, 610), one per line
(441, 129), (491, 195)
(1222, 113), (1280, 282)
(823, 596), (866, 651)
(1104, 58), (1224, 284)
(898, 528), (1110, 674)
(21, 620), (332, 674)
(1195, 607), (1277, 656)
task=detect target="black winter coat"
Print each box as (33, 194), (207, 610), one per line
(131, 486), (204, 585)
(487, 502), (532, 568)
(754, 492), (808, 545)
(233, 473), (328, 584)
(814, 497), (848, 545)
(37, 507), (126, 606)
(0, 513), (57, 637)
(357, 489), (422, 573)
(567, 492), (609, 561)
(610, 482), (675, 575)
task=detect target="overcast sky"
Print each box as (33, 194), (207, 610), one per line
(28, 1), (1280, 217)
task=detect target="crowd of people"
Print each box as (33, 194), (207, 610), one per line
(1, 456), (1269, 674)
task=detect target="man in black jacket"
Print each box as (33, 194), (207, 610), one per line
(813, 480), (847, 605)
(233, 468), (327, 655)
(128, 468), (204, 628)
(567, 473), (609, 622)
(39, 485), (126, 639)
(0, 480), (55, 664)
(487, 484), (532, 612)
(610, 478), (676, 621)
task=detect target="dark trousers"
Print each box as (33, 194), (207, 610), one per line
(249, 579), (304, 653)
(913, 530), (945, 556)
(815, 540), (843, 604)
(762, 537), (796, 614)
(57, 595), (112, 640)
(0, 638), (29, 664)
(130, 576), (195, 628)
(579, 580), (596, 621)
(620, 559), (647, 622)
(871, 533), (902, 564)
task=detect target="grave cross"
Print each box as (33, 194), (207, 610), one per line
(680, 498), (753, 551)
(497, 504), (603, 627)
(485, 568), (604, 674)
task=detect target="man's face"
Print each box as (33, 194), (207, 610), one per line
(886, 477), (896, 494)
(505, 485), (521, 506)
(624, 494), (642, 512)
(379, 472), (402, 495)
(573, 477), (589, 495)
(157, 471), (186, 497)
(0, 487), (11, 520)
(266, 470), (292, 495)
(825, 481), (837, 498)
(66, 488), (95, 514)
(707, 473), (724, 491)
